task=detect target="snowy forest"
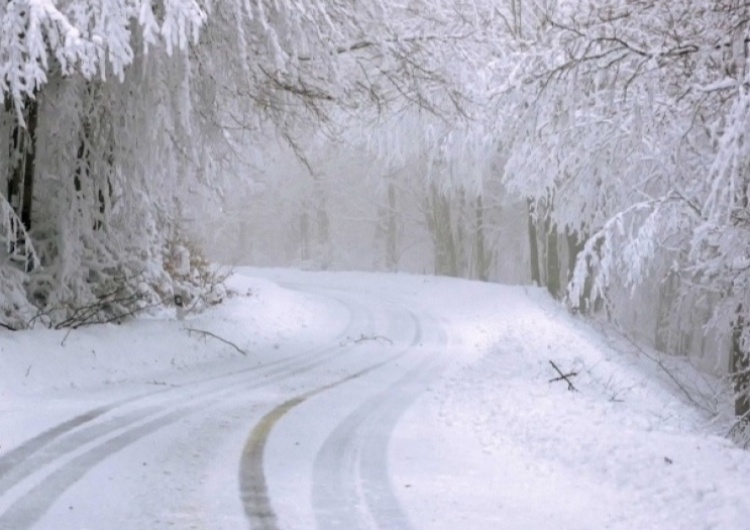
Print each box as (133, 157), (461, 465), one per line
(3, 1), (750, 419)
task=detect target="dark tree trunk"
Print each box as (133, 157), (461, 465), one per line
(733, 309), (750, 418)
(527, 198), (541, 286)
(733, 178), (750, 419)
(7, 130), (21, 210)
(20, 99), (36, 232)
(6, 95), (38, 270)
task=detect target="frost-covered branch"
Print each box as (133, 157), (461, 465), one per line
(1, 0), (208, 107)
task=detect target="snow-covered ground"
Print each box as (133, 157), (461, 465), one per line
(1, 268), (748, 530)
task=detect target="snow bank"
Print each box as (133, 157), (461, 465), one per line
(387, 279), (749, 530)
(0, 274), (338, 399)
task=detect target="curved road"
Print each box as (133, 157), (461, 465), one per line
(0, 282), (447, 530)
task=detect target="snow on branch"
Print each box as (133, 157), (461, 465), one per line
(694, 78), (740, 94)
(160, 0), (207, 56)
(566, 193), (691, 312)
(1, 0), (208, 105)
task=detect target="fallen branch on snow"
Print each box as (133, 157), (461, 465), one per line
(183, 327), (248, 356)
(613, 327), (718, 414)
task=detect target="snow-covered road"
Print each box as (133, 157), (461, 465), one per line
(2, 269), (750, 529)
(239, 288), (447, 530)
(0, 275), (451, 529)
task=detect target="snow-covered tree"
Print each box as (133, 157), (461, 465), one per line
(1, 0), (521, 328)
(1, 1), (212, 327)
(487, 0), (750, 420)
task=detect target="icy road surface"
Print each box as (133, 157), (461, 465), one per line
(2, 268), (750, 529)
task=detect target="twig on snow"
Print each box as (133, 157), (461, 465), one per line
(183, 327), (248, 356)
(615, 329), (715, 413)
(549, 360), (578, 391)
(61, 328), (74, 347)
(351, 333), (394, 345)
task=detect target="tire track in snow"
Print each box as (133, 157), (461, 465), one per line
(0, 293), (371, 530)
(0, 332), (353, 499)
(239, 308), (423, 530)
(0, 298), (353, 488)
(0, 404), (120, 477)
(239, 357), (402, 530)
(0, 292), (364, 489)
(0, 349), (333, 499)
(311, 315), (447, 530)
(0, 351), (365, 530)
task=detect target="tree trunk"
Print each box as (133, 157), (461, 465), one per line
(299, 205), (311, 262)
(565, 229), (584, 283)
(6, 95), (38, 270)
(568, 230), (599, 314)
(237, 216), (251, 264)
(545, 217), (560, 299)
(426, 185), (458, 277)
(386, 181), (398, 271)
(74, 83), (114, 232)
(314, 180), (330, 270)
(733, 173), (750, 419)
(473, 195), (491, 281)
(527, 198), (541, 285)
(456, 190), (468, 276)
(733, 309), (750, 418)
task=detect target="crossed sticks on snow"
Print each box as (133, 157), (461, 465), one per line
(548, 360), (578, 392)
